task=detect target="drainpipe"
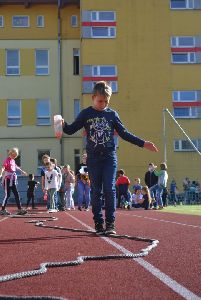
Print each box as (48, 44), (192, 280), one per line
(58, 0), (64, 165)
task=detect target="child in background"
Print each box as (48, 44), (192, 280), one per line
(141, 186), (152, 210)
(150, 162), (168, 210)
(63, 165), (75, 210)
(0, 147), (27, 215)
(26, 174), (39, 209)
(116, 169), (131, 208)
(50, 157), (62, 210)
(62, 81), (158, 234)
(132, 177), (141, 190)
(44, 161), (60, 213)
(131, 185), (143, 208)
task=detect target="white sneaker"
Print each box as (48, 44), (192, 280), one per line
(66, 208), (71, 210)
(48, 209), (57, 213)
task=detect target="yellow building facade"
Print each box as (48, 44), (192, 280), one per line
(0, 0), (200, 189)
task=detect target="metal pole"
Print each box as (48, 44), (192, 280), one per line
(58, 0), (64, 165)
(163, 109), (167, 163)
(164, 108), (201, 156)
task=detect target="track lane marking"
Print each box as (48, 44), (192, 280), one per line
(66, 212), (201, 300)
(0, 217), (9, 222)
(117, 212), (201, 229)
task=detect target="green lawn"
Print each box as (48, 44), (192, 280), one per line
(160, 205), (201, 216)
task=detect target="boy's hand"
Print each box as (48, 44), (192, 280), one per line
(144, 141), (158, 152)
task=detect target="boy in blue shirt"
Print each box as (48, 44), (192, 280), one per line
(62, 81), (158, 234)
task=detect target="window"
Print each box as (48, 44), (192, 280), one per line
(36, 16), (44, 27)
(35, 49), (49, 75)
(71, 15), (78, 27)
(12, 16), (29, 27)
(74, 99), (80, 118)
(38, 150), (50, 167)
(74, 149), (81, 172)
(170, 0), (194, 9)
(92, 65), (117, 76)
(172, 91), (197, 101)
(171, 36), (195, 47)
(7, 100), (21, 126)
(36, 100), (51, 125)
(92, 27), (116, 38)
(0, 16), (4, 27)
(91, 11), (116, 21)
(6, 49), (20, 75)
(82, 10), (116, 39)
(172, 52), (195, 63)
(174, 107), (201, 118)
(73, 48), (80, 75)
(174, 139), (199, 151)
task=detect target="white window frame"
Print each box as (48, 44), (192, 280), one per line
(6, 49), (20, 76)
(36, 99), (51, 126)
(91, 26), (116, 38)
(71, 15), (78, 27)
(171, 36), (195, 47)
(35, 49), (49, 76)
(0, 16), (4, 27)
(173, 107), (199, 118)
(91, 11), (116, 22)
(170, 0), (194, 9)
(36, 15), (44, 27)
(174, 139), (198, 152)
(171, 52), (195, 64)
(7, 99), (21, 126)
(172, 90), (198, 102)
(12, 15), (30, 27)
(92, 65), (117, 77)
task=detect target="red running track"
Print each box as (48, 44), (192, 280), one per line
(0, 206), (200, 300)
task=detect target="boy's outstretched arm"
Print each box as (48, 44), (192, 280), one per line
(144, 141), (158, 152)
(61, 112), (84, 135)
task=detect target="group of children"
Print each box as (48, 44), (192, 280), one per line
(116, 162), (168, 211)
(0, 148), (77, 215)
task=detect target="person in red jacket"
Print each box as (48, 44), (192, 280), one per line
(116, 169), (131, 208)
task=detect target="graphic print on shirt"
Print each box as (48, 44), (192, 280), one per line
(47, 174), (53, 184)
(88, 117), (111, 147)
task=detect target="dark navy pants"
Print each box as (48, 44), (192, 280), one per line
(87, 151), (117, 224)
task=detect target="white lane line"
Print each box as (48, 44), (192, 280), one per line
(66, 212), (201, 300)
(0, 217), (8, 222)
(117, 212), (201, 229)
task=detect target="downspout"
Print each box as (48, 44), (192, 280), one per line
(57, 0), (64, 164)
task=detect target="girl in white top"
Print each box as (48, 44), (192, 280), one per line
(44, 162), (60, 212)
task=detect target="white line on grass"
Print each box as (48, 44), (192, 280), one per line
(66, 212), (201, 300)
(117, 212), (201, 229)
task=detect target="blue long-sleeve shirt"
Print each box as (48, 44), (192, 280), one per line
(63, 106), (145, 154)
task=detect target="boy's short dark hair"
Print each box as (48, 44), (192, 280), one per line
(92, 81), (112, 99)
